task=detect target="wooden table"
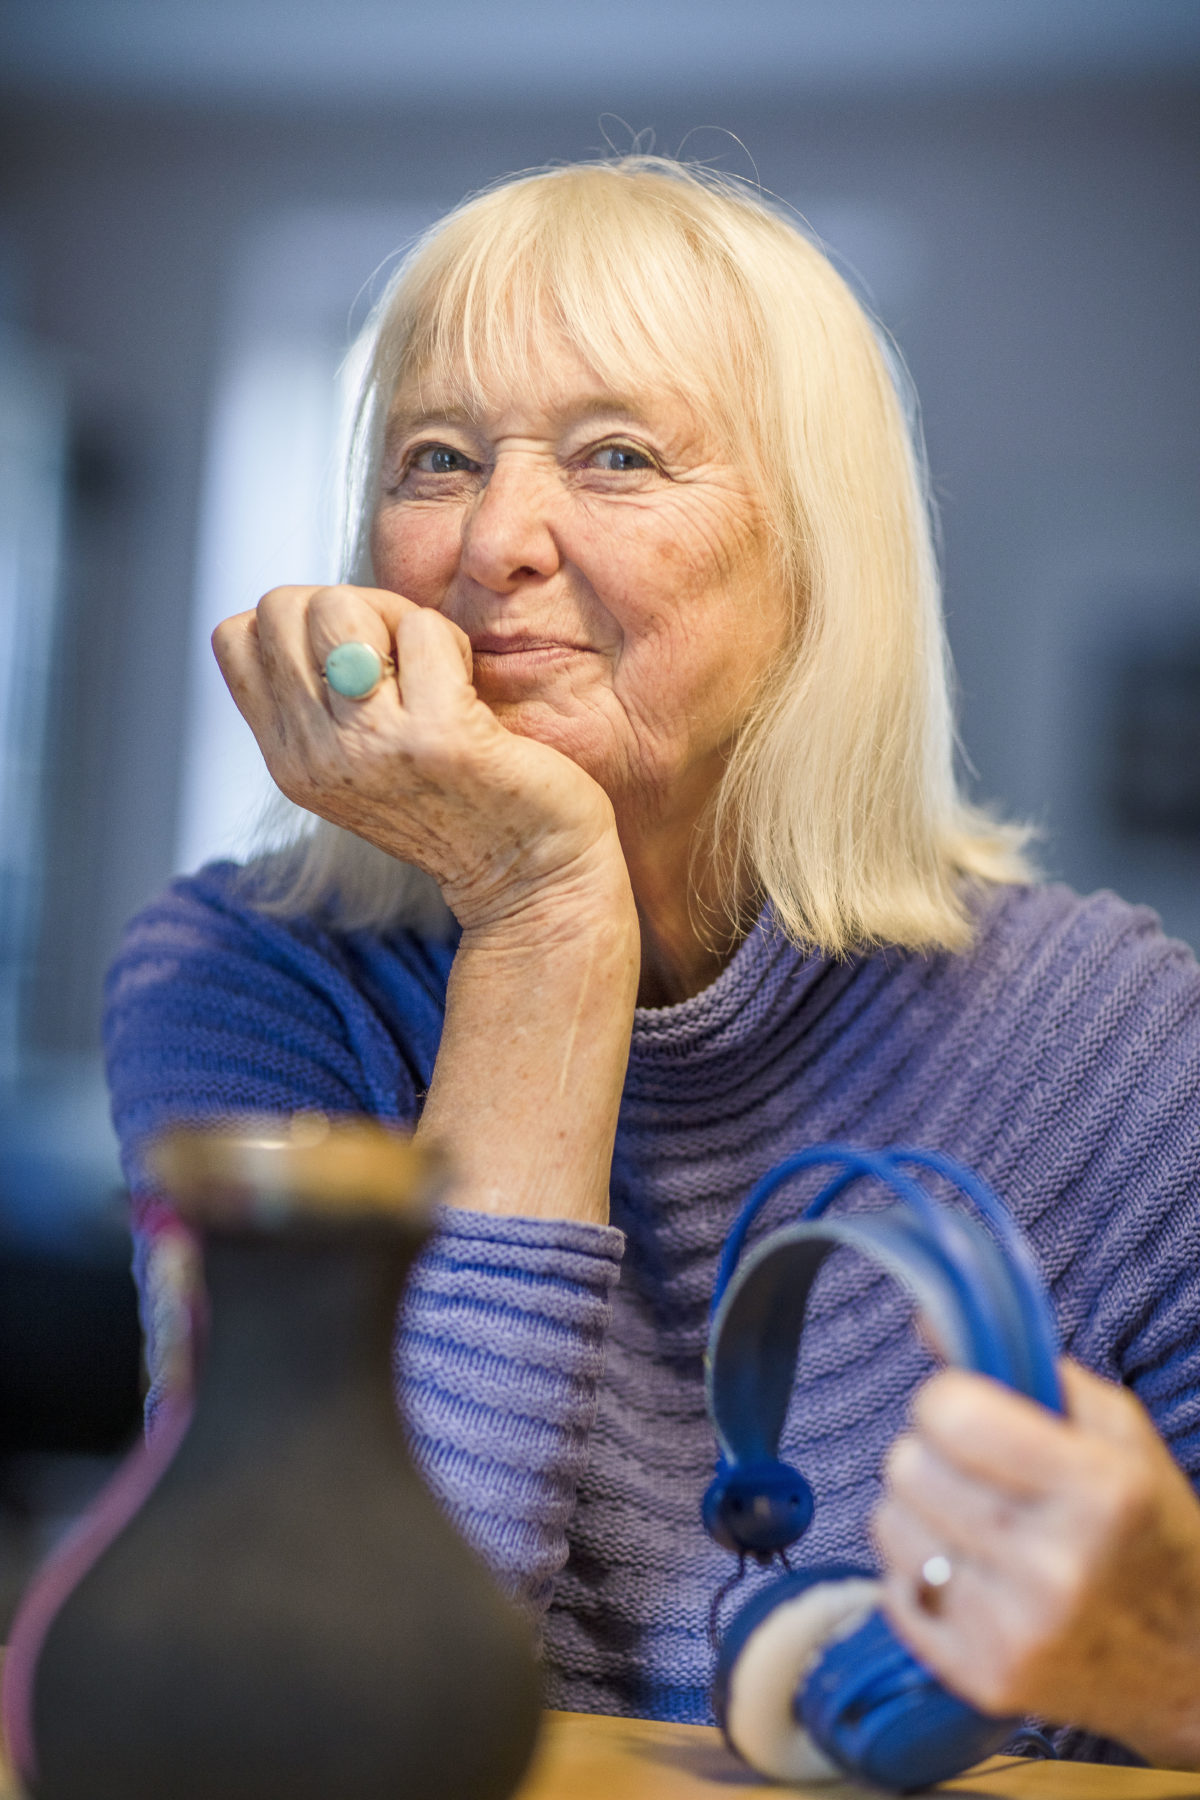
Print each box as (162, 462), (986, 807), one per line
(3, 1708), (1200, 1797)
(513, 1713), (1200, 1797)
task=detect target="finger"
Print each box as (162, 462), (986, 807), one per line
(884, 1432), (1029, 1559)
(874, 1489), (1041, 1687)
(303, 585), (406, 722)
(212, 605), (336, 804)
(874, 1500), (992, 1676)
(911, 1369), (1090, 1498)
(211, 610), (285, 743)
(305, 583), (403, 674)
(254, 584), (331, 709)
(1058, 1359), (1154, 1450)
(873, 1489), (955, 1590)
(878, 1554), (1019, 1713)
(394, 606), (477, 723)
(301, 584), (471, 683)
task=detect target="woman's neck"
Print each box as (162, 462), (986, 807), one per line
(618, 772), (750, 1009)
(632, 889), (729, 1008)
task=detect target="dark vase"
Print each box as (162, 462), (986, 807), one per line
(3, 1117), (542, 1800)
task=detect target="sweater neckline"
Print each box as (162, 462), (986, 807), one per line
(629, 906), (826, 1060)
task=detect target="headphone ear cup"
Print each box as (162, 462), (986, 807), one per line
(701, 1458), (814, 1557)
(713, 1565), (881, 1783)
(800, 1608), (1017, 1792)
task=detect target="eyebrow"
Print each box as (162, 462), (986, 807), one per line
(384, 404), (472, 441)
(383, 390), (661, 448)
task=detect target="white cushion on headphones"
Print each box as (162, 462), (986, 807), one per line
(724, 1577), (883, 1783)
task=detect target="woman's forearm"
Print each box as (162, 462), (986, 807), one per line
(416, 862), (641, 1225)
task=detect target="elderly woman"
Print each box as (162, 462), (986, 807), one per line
(106, 157), (1200, 1768)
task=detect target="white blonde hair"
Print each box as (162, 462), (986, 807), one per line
(253, 155), (1030, 955)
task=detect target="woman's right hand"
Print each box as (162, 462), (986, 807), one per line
(212, 582), (627, 934)
(215, 580), (640, 1225)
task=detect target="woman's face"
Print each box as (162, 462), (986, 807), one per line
(370, 337), (790, 823)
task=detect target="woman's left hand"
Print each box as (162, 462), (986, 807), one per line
(874, 1360), (1200, 1769)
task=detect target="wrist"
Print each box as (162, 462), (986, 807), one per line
(454, 844), (640, 961)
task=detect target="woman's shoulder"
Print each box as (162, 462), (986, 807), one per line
(935, 878), (1200, 1120)
(104, 860), (456, 1171)
(963, 877), (1197, 998)
(108, 858), (291, 964)
(958, 885), (1200, 1397)
(107, 857), (456, 997)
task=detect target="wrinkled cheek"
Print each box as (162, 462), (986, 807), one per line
(617, 623), (748, 748)
(369, 508), (458, 605)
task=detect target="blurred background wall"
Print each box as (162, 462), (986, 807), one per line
(0, 0), (1197, 1595)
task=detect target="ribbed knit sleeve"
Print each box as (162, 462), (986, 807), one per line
(103, 863), (625, 1623)
(399, 1209), (623, 1619)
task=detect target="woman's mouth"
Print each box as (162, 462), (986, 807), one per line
(469, 633), (591, 672)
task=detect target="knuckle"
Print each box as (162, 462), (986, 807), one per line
(256, 585), (295, 617)
(870, 1499), (899, 1556)
(1108, 1462), (1156, 1534)
(336, 715), (400, 767)
(309, 584), (353, 618)
(1075, 1451), (1149, 1542)
(884, 1432), (921, 1490)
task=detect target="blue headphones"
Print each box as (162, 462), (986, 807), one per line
(703, 1144), (1062, 1793)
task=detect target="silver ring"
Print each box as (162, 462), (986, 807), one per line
(322, 641), (396, 701)
(916, 1552), (953, 1615)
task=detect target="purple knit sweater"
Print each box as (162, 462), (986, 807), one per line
(104, 864), (1200, 1743)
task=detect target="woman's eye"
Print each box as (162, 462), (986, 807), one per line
(587, 443), (656, 473)
(409, 444), (479, 476)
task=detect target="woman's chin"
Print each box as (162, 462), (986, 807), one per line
(485, 698), (623, 789)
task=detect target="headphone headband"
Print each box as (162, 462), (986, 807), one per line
(706, 1147), (1062, 1473)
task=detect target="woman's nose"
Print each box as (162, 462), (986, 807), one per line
(458, 454), (561, 592)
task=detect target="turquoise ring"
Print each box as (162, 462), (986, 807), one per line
(322, 641), (395, 700)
